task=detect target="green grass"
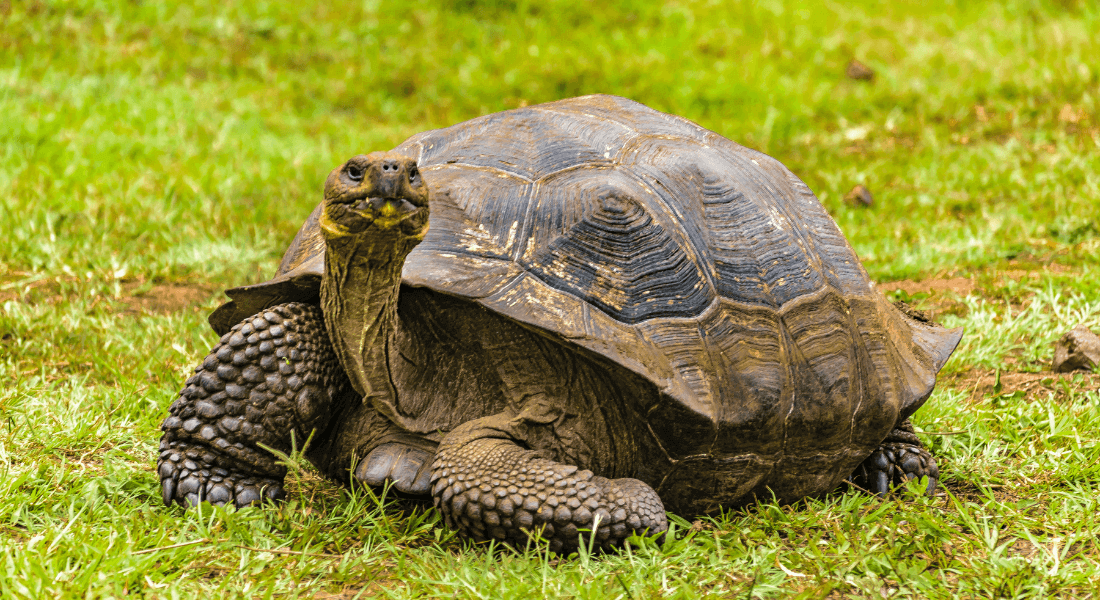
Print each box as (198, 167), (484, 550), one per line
(2, 0), (1100, 597)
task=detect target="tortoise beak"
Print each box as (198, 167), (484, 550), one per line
(343, 196), (425, 233)
(355, 197), (421, 219)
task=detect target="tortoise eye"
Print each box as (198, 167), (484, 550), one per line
(346, 164), (364, 182)
(408, 166), (419, 182)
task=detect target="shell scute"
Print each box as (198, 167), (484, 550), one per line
(520, 167), (713, 324)
(405, 105), (626, 182)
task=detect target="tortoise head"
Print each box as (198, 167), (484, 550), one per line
(320, 151), (430, 242)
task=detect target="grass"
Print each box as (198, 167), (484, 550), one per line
(2, 0), (1099, 597)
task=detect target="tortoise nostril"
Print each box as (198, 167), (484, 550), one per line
(382, 159), (400, 172)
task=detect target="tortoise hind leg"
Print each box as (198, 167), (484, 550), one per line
(158, 302), (350, 508)
(850, 420), (939, 496)
(429, 415), (667, 554)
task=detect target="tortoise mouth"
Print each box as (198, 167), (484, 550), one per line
(339, 195), (428, 234)
(322, 194), (428, 239)
(351, 196), (423, 216)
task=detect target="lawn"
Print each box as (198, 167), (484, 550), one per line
(2, 0), (1099, 597)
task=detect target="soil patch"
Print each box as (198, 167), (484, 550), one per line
(877, 263), (1074, 300)
(0, 273), (64, 304)
(945, 368), (1100, 403)
(1, 276), (213, 314)
(943, 479), (1025, 507)
(120, 283), (213, 314)
(877, 265), (1078, 320)
(878, 277), (975, 297)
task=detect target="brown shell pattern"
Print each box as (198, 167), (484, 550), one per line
(394, 95), (957, 427)
(212, 95), (961, 489)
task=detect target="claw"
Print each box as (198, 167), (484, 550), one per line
(354, 442), (434, 496)
(207, 484), (232, 505)
(432, 430), (667, 553)
(236, 488), (260, 506)
(157, 444), (285, 509)
(177, 476), (201, 498)
(265, 485), (285, 501)
(354, 446), (398, 487)
(157, 302), (340, 514)
(871, 470), (889, 496)
(161, 477), (176, 507)
(409, 462), (434, 494)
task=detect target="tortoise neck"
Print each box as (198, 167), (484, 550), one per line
(320, 231), (417, 406)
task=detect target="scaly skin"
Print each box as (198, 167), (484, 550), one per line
(431, 419), (668, 554)
(158, 302), (350, 507)
(849, 421), (940, 496)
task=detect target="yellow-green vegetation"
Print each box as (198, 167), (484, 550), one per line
(2, 0), (1099, 597)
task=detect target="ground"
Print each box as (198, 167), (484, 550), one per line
(1, 0), (1099, 598)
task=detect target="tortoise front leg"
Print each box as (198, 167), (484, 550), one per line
(429, 415), (668, 554)
(849, 421), (940, 496)
(158, 302), (351, 507)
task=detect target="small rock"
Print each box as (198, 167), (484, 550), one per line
(1053, 325), (1100, 373)
(844, 184), (874, 207)
(846, 59), (875, 81)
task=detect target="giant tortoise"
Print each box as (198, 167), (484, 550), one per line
(158, 94), (962, 553)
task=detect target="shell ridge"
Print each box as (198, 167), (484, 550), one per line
(632, 321), (716, 418)
(499, 281), (861, 327)
(531, 105), (638, 137)
(848, 312), (868, 449)
(844, 297), (900, 446)
(784, 173), (841, 291)
(777, 288), (866, 458)
(886, 307), (964, 419)
(617, 162), (722, 310)
(473, 272), (704, 412)
(776, 317), (798, 464)
(782, 169), (872, 295)
(704, 155), (782, 309)
(531, 160), (618, 183)
(726, 151), (828, 305)
(422, 161), (534, 183)
(618, 134), (727, 304)
(698, 319), (727, 457)
(513, 181), (540, 263)
(521, 166), (713, 324)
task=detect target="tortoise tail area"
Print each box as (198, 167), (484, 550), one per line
(883, 297), (964, 422)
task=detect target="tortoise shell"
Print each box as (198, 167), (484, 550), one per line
(209, 94), (962, 509)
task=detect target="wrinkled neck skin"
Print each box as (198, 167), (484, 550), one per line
(320, 228), (418, 409)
